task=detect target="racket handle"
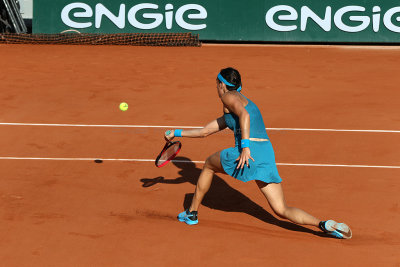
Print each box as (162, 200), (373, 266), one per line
(164, 130), (173, 143)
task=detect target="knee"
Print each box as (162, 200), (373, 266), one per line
(272, 204), (288, 219)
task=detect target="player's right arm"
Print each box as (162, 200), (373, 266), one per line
(165, 116), (226, 140)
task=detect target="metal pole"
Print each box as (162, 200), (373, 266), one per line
(1, 0), (26, 33)
(9, 0), (26, 33)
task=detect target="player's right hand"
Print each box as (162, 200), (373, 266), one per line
(235, 147), (254, 169)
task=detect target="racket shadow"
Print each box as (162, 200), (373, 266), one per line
(140, 156), (328, 238)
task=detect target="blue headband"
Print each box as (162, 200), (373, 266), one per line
(217, 73), (242, 92)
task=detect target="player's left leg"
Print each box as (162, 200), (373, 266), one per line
(189, 150), (224, 212)
(178, 150), (224, 225)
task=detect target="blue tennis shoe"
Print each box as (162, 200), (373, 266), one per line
(177, 210), (198, 225)
(319, 220), (352, 239)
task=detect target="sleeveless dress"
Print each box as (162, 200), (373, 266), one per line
(220, 95), (282, 183)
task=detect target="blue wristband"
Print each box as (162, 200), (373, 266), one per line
(241, 139), (250, 148)
(174, 129), (183, 137)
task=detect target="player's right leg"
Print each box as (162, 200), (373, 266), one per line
(256, 181), (320, 226)
(256, 181), (352, 239)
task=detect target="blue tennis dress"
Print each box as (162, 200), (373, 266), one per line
(220, 95), (282, 184)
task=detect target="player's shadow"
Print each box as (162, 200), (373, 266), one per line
(140, 156), (327, 237)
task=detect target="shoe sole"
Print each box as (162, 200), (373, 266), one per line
(178, 216), (198, 225)
(326, 220), (352, 239)
(184, 219), (198, 225)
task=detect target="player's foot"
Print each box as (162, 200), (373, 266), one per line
(177, 210), (198, 225)
(319, 220), (352, 239)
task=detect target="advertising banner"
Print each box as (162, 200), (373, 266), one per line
(33, 0), (400, 43)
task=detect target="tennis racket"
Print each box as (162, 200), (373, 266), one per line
(155, 138), (182, 168)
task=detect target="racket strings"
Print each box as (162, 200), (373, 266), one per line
(156, 142), (181, 167)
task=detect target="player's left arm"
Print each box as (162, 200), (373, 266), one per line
(165, 116), (226, 140)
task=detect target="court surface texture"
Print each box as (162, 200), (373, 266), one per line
(0, 44), (399, 266)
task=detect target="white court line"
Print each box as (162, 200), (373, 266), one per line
(0, 156), (399, 169)
(1, 122), (400, 133)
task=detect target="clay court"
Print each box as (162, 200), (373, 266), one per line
(0, 44), (399, 266)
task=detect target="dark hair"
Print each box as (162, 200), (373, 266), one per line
(218, 67), (242, 91)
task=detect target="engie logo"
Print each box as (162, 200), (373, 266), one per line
(61, 3), (207, 30)
(266, 5), (400, 33)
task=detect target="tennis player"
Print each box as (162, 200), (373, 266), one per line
(165, 67), (352, 239)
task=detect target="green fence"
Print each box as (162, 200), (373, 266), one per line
(33, 0), (400, 43)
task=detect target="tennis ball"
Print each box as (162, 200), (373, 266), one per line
(119, 102), (128, 111)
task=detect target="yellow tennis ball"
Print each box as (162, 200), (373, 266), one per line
(119, 102), (128, 111)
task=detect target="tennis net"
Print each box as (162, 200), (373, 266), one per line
(0, 32), (201, 46)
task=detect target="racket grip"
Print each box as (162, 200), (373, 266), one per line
(174, 129), (183, 137)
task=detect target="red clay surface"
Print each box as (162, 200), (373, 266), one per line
(0, 44), (399, 266)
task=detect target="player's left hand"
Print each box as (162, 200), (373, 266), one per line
(236, 147), (254, 169)
(164, 130), (175, 142)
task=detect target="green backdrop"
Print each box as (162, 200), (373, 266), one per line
(33, 0), (400, 43)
